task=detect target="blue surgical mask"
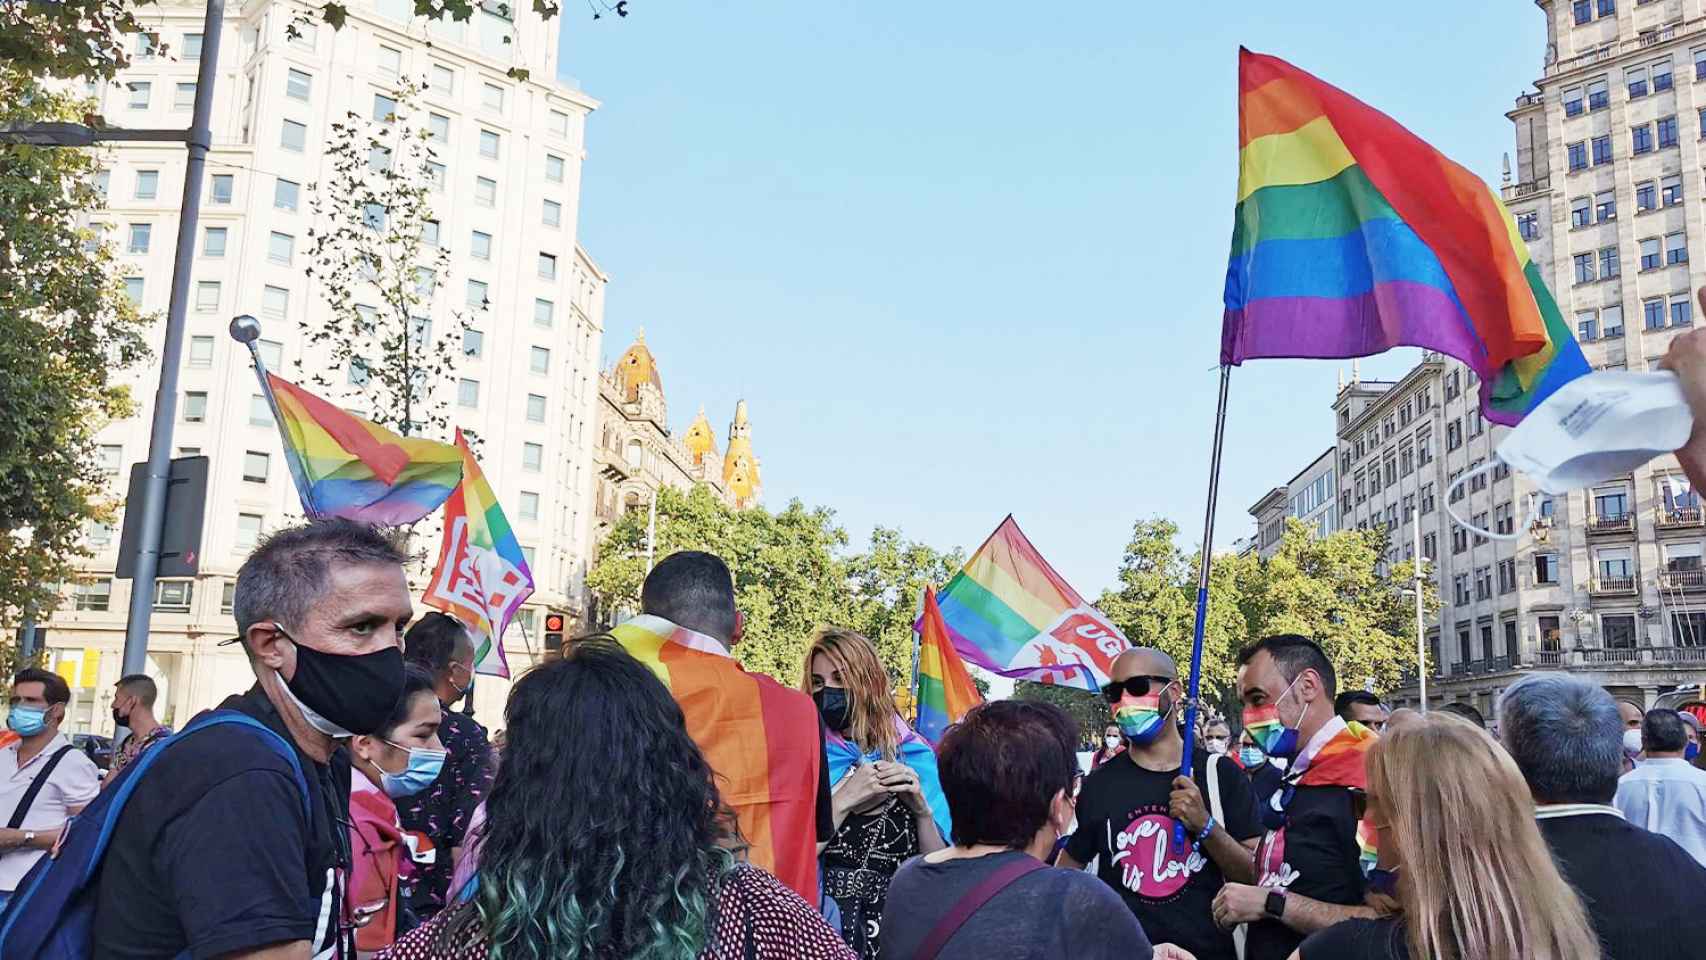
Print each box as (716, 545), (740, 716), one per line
(1239, 745), (1266, 768)
(375, 741), (447, 799)
(1687, 742), (1701, 762)
(7, 705), (47, 737)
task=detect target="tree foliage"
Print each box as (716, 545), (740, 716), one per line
(1013, 680), (1106, 746)
(0, 67), (148, 629)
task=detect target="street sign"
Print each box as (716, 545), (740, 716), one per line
(116, 456), (209, 579)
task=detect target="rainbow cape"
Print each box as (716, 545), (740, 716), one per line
(1223, 49), (1589, 425)
(609, 614), (824, 902)
(265, 373), (462, 523)
(933, 516), (1130, 691)
(423, 430), (535, 678)
(1293, 717), (1380, 874)
(915, 586), (982, 744)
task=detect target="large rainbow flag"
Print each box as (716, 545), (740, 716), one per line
(915, 586), (983, 743)
(265, 373), (462, 523)
(933, 516), (1130, 691)
(423, 430), (534, 678)
(609, 614), (824, 902)
(1222, 49), (1590, 425)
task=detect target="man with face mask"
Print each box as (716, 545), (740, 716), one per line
(91, 518), (411, 960)
(1059, 648), (1259, 960)
(105, 674), (172, 784)
(1615, 708), (1706, 866)
(0, 668), (101, 910)
(1213, 634), (1381, 960)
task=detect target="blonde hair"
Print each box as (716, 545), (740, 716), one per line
(1370, 713), (1601, 960)
(801, 628), (900, 760)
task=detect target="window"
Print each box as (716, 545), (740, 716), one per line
(1599, 246), (1619, 279)
(281, 119), (307, 152)
(371, 93), (398, 123)
(210, 173), (233, 204)
(183, 32), (203, 60)
(262, 285), (289, 318)
(194, 280), (220, 311)
(1598, 546), (1635, 577)
(1634, 124), (1654, 154)
(427, 113), (450, 144)
(475, 177), (496, 207)
(1568, 141), (1588, 171)
(96, 444), (123, 476)
(1676, 611), (1706, 647)
(1421, 532), (1437, 560)
(427, 161), (446, 192)
(458, 378), (480, 408)
(1495, 502), (1514, 535)
(368, 146), (391, 172)
(537, 252), (557, 279)
(549, 108), (570, 136)
(1655, 58), (1674, 91)
(74, 579), (112, 612)
(1453, 574), (1470, 605)
(1571, 196), (1591, 228)
(1449, 468), (1465, 503)
(1673, 294), (1694, 327)
(534, 298), (554, 328)
(378, 45), (402, 76)
(464, 329), (484, 357)
(518, 491), (540, 521)
(219, 580), (236, 615)
(1564, 86), (1584, 117)
(1594, 486), (1629, 520)
(1603, 614), (1637, 649)
(542, 199), (561, 227)
(1667, 542), (1702, 572)
(421, 220), (440, 247)
(430, 63), (456, 93)
(1539, 615), (1562, 652)
(1447, 419), (1463, 450)
(124, 277), (144, 304)
(286, 68), (312, 101)
(1629, 65), (1650, 98)
(1591, 134), (1612, 165)
(522, 442), (543, 471)
(1668, 232), (1689, 264)
(1384, 457), (1397, 487)
(1452, 526), (1468, 554)
(1499, 559), (1517, 594)
(1574, 0), (1592, 24)
(257, 339), (282, 370)
(267, 231), (294, 265)
(1595, 189), (1615, 222)
(203, 226), (227, 257)
(1574, 252), (1595, 284)
(1588, 78), (1609, 110)
(1663, 174), (1684, 205)
(466, 279), (488, 307)
(235, 513), (264, 551)
(1642, 237), (1662, 269)
(1659, 115), (1680, 148)
(526, 393), (546, 422)
(1421, 482), (1436, 514)
(468, 231), (494, 261)
(1472, 512), (1489, 545)
(545, 154), (565, 183)
(479, 129), (500, 159)
(1418, 432), (1433, 465)
(127, 81), (151, 109)
(153, 579), (194, 613)
(183, 391), (208, 422)
(1400, 444), (1414, 476)
(348, 356), (371, 386)
(1475, 566), (1492, 601)
(482, 82), (505, 112)
(1538, 496), (1557, 521)
(128, 222), (151, 254)
(1602, 304), (1624, 337)
(188, 335), (214, 367)
(171, 81), (196, 111)
(292, 21), (318, 49)
(529, 346), (550, 374)
(1517, 211), (1540, 241)
(242, 451), (270, 483)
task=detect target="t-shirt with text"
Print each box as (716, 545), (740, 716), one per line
(1247, 783), (1368, 960)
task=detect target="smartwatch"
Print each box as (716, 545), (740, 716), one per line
(1264, 890), (1287, 919)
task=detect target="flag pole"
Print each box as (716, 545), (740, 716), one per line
(910, 587), (925, 722)
(230, 314), (320, 517)
(1176, 365), (1231, 852)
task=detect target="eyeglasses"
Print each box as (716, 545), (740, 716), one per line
(1100, 675), (1175, 704)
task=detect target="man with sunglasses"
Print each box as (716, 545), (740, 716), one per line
(1060, 649), (1259, 960)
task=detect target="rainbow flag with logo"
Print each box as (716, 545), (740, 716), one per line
(265, 373), (462, 524)
(609, 614), (824, 902)
(932, 516), (1130, 691)
(423, 430), (534, 678)
(916, 586), (982, 743)
(1222, 49), (1590, 425)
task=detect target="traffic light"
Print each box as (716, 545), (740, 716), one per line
(544, 613), (565, 655)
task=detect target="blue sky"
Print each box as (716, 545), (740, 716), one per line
(559, 2), (1538, 595)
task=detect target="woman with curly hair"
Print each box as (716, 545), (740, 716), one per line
(803, 628), (950, 959)
(382, 638), (853, 960)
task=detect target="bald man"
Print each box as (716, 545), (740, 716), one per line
(1061, 648), (1260, 960)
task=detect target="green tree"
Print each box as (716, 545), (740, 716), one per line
(0, 67), (148, 631)
(844, 526), (964, 682)
(1013, 680), (1106, 746)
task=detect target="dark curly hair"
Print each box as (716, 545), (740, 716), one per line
(443, 636), (740, 960)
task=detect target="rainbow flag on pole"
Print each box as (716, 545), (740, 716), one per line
(915, 586), (982, 744)
(265, 373), (462, 523)
(423, 430), (534, 678)
(933, 516), (1130, 691)
(1222, 49), (1590, 425)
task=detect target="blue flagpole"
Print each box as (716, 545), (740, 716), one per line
(1176, 364), (1231, 853)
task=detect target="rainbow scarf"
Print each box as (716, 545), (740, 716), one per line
(423, 430), (535, 678)
(933, 516), (1130, 691)
(1292, 717), (1380, 874)
(1223, 49), (1589, 425)
(609, 615), (824, 901)
(825, 718), (953, 845)
(265, 373), (462, 523)
(916, 586), (982, 743)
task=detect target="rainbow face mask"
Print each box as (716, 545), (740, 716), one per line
(1243, 674), (1308, 759)
(1114, 692), (1171, 746)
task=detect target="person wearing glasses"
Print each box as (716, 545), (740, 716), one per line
(1059, 648), (1259, 960)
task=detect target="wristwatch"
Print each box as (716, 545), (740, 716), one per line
(21, 831), (35, 847)
(1265, 890), (1287, 919)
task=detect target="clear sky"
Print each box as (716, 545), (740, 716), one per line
(558, 2), (1540, 595)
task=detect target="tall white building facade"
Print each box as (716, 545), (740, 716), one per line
(1249, 448), (1338, 560)
(41, 0), (606, 733)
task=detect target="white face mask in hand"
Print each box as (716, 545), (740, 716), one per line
(1497, 371), (1694, 495)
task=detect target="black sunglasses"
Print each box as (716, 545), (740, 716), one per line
(1101, 675), (1175, 704)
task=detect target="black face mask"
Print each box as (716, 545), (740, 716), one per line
(280, 626), (405, 736)
(813, 687), (850, 733)
(111, 708), (129, 728)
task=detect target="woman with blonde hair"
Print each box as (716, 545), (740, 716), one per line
(803, 627), (950, 959)
(1293, 711), (1601, 960)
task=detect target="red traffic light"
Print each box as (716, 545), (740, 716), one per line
(544, 613), (565, 633)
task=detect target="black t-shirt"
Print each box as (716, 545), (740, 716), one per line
(1300, 917), (1406, 960)
(1245, 761), (1288, 831)
(92, 687), (353, 960)
(1539, 808), (1706, 960)
(1247, 783), (1368, 960)
(1066, 751), (1259, 960)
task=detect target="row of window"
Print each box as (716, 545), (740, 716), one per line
(1574, 295), (1693, 341)
(1569, 0), (1619, 25)
(1341, 385), (1436, 468)
(1561, 42), (1706, 115)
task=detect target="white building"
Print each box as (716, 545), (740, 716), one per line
(1249, 447), (1338, 560)
(41, 0), (605, 734)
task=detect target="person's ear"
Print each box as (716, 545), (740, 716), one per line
(731, 610), (745, 644)
(247, 622), (292, 674)
(350, 734), (379, 766)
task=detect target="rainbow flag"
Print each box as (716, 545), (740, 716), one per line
(1223, 49), (1590, 425)
(933, 516), (1130, 691)
(916, 586), (983, 743)
(423, 430), (534, 678)
(265, 373), (462, 523)
(609, 614), (824, 902)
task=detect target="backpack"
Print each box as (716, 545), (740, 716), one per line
(0, 710), (311, 959)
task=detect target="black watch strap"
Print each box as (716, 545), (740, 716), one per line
(1265, 890), (1287, 919)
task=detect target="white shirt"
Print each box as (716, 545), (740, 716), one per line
(1614, 757), (1706, 867)
(0, 732), (101, 891)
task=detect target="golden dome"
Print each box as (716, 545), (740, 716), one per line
(616, 328), (663, 403)
(722, 400), (761, 506)
(683, 406), (718, 466)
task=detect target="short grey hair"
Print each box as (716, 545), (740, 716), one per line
(232, 518), (405, 636)
(1497, 673), (1623, 805)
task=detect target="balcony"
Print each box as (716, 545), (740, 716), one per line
(1588, 513), (1636, 537)
(1584, 647), (1640, 664)
(1657, 507), (1704, 530)
(1489, 656), (1514, 672)
(1535, 649), (1565, 667)
(1591, 575), (1638, 596)
(1650, 645), (1706, 664)
(1660, 568), (1706, 591)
